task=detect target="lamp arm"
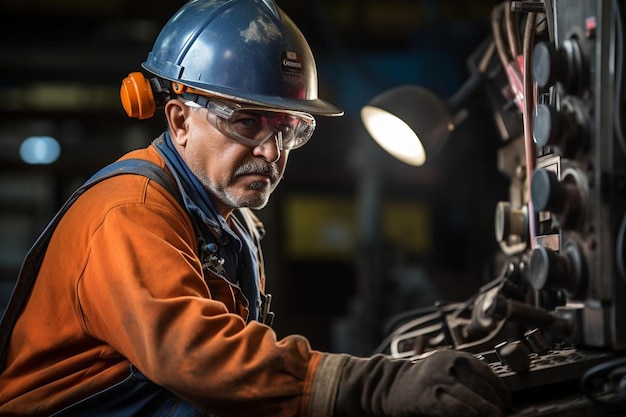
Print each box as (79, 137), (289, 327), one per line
(448, 70), (486, 113)
(448, 39), (496, 112)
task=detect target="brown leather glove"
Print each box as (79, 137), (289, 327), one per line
(310, 349), (511, 417)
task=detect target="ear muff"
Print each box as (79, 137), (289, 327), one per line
(120, 72), (157, 119)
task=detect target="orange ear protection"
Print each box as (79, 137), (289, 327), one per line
(120, 72), (160, 120)
(120, 72), (216, 119)
(120, 73), (199, 119)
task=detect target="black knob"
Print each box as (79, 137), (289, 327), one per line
(528, 243), (587, 299)
(531, 169), (564, 213)
(525, 328), (552, 354)
(495, 340), (531, 372)
(533, 102), (584, 154)
(529, 245), (567, 291)
(532, 39), (585, 93)
(533, 104), (561, 147)
(533, 42), (559, 88)
(531, 168), (585, 228)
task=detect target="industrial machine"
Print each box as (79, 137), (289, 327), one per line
(375, 1), (626, 415)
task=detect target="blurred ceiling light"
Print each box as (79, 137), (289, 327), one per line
(20, 136), (61, 165)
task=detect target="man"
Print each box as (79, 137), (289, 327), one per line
(0, 0), (511, 416)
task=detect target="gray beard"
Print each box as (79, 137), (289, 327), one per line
(205, 179), (274, 209)
(194, 160), (281, 210)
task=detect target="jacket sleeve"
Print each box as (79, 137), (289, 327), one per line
(306, 353), (351, 417)
(75, 178), (324, 417)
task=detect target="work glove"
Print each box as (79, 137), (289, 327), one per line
(309, 349), (511, 417)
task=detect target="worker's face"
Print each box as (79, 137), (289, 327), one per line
(168, 100), (288, 216)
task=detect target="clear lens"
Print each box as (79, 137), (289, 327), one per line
(205, 100), (316, 150)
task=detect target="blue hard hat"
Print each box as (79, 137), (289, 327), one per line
(142, 0), (343, 116)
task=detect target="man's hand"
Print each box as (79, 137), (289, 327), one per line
(334, 349), (511, 417)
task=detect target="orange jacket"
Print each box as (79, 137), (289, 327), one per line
(0, 144), (335, 416)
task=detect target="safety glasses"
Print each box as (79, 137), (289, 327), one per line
(184, 96), (316, 150)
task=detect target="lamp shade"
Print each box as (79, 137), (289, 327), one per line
(361, 85), (454, 166)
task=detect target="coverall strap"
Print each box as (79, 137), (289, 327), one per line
(0, 158), (179, 371)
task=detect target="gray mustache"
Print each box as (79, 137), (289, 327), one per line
(234, 161), (280, 181)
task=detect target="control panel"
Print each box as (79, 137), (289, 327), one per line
(381, 1), (626, 415)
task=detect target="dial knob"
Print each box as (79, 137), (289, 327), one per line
(532, 39), (585, 93)
(495, 340), (531, 373)
(528, 243), (587, 299)
(533, 104), (561, 147)
(525, 328), (552, 354)
(532, 42), (560, 88)
(531, 168), (585, 229)
(494, 202), (528, 243)
(533, 103), (583, 154)
(531, 169), (564, 213)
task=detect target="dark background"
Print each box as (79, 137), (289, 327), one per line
(0, 0), (510, 356)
